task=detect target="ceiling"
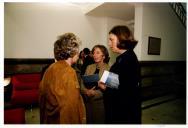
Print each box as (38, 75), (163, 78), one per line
(76, 2), (186, 21)
(85, 2), (135, 21)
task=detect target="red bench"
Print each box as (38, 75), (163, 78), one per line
(4, 108), (25, 124)
(11, 73), (41, 106)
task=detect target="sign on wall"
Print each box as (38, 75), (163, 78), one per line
(148, 36), (161, 55)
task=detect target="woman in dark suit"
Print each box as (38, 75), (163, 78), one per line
(99, 25), (141, 124)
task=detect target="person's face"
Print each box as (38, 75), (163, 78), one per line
(108, 33), (120, 53)
(93, 47), (105, 63)
(81, 51), (84, 58)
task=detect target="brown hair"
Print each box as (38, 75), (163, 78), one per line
(109, 25), (137, 50)
(91, 44), (110, 64)
(54, 33), (81, 60)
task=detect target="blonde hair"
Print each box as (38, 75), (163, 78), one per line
(54, 33), (81, 60)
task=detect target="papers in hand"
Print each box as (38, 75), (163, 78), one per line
(82, 74), (99, 89)
(100, 70), (119, 89)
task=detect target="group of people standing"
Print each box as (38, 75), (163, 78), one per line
(39, 25), (141, 124)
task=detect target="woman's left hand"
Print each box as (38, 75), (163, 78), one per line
(98, 81), (106, 90)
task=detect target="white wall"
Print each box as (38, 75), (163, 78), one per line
(4, 3), (108, 58)
(5, 3), (186, 61)
(139, 3), (186, 61)
(134, 3), (144, 61)
(4, 3), (134, 65)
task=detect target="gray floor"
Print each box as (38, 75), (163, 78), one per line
(25, 97), (186, 124)
(142, 98), (186, 124)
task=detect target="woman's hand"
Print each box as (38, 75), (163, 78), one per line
(98, 81), (106, 91)
(84, 86), (96, 97)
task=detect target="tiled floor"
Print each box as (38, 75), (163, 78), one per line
(25, 107), (40, 124)
(142, 98), (186, 124)
(24, 97), (186, 124)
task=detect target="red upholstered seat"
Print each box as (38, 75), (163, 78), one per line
(11, 73), (41, 106)
(4, 108), (25, 124)
(12, 73), (41, 90)
(11, 90), (39, 106)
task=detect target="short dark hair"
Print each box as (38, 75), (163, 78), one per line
(91, 45), (110, 64)
(83, 48), (90, 55)
(109, 25), (137, 50)
(54, 33), (81, 60)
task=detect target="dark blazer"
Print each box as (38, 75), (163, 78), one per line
(103, 49), (141, 124)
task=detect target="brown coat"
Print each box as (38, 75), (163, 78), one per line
(39, 60), (86, 124)
(81, 63), (109, 123)
(84, 63), (110, 99)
